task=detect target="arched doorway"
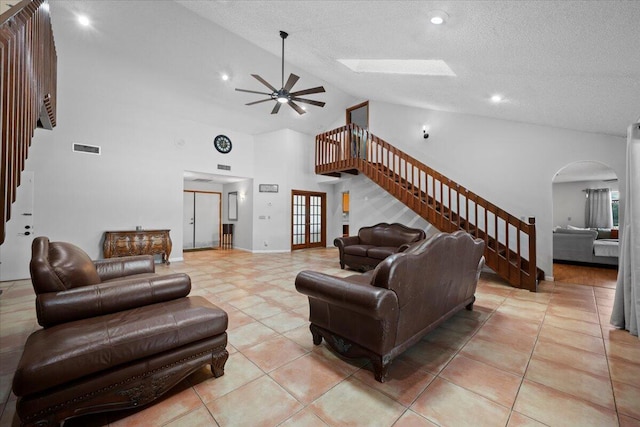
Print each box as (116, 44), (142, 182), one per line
(551, 161), (619, 287)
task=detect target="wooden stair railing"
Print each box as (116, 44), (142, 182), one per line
(0, 0), (56, 245)
(316, 124), (538, 291)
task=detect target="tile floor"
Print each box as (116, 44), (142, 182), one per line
(1, 248), (639, 427)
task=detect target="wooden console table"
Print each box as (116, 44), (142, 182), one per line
(103, 229), (172, 265)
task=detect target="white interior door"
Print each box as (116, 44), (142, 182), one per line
(183, 192), (195, 250)
(0, 171), (35, 281)
(183, 191), (220, 250)
(194, 192), (220, 248)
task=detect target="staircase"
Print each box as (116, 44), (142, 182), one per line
(0, 0), (57, 244)
(316, 124), (539, 291)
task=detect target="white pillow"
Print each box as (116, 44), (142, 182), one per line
(567, 225), (586, 230)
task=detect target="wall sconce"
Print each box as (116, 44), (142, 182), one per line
(423, 125), (429, 139)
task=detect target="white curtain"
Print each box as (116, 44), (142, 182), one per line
(611, 123), (640, 337)
(585, 188), (613, 228)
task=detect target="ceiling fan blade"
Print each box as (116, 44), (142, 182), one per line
(235, 88), (272, 96)
(246, 98), (273, 106)
(288, 100), (306, 115)
(251, 74), (277, 92)
(271, 103), (282, 114)
(283, 73), (300, 92)
(290, 97), (326, 107)
(289, 86), (325, 97)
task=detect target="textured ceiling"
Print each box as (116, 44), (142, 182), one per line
(178, 0), (640, 138)
(49, 1), (639, 139)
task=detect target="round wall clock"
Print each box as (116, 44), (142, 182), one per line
(214, 135), (232, 153)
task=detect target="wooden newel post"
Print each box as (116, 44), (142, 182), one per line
(526, 216), (537, 292)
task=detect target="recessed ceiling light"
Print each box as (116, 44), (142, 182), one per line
(428, 10), (449, 25)
(77, 15), (90, 26)
(491, 94), (503, 103)
(221, 74), (229, 81)
(337, 59), (456, 76)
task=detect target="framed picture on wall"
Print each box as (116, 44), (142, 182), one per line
(228, 192), (238, 221)
(259, 184), (279, 193)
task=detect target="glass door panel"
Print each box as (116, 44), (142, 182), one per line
(291, 191), (326, 250)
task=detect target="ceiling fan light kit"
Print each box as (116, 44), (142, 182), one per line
(235, 31), (326, 115)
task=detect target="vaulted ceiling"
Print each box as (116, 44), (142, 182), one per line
(50, 1), (639, 138)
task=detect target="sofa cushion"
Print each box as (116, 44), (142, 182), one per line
(344, 245), (374, 257)
(13, 296), (227, 396)
(367, 246), (397, 260)
(49, 242), (102, 289)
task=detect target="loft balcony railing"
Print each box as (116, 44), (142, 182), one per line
(0, 0), (56, 244)
(316, 123), (538, 291)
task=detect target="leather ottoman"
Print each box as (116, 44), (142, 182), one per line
(12, 296), (228, 427)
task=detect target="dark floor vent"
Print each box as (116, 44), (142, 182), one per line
(72, 143), (101, 155)
(217, 164), (231, 171)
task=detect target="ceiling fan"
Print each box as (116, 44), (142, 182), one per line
(235, 31), (325, 115)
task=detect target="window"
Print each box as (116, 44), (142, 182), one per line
(611, 190), (619, 227)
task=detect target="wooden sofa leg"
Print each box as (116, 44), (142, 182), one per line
(465, 296), (476, 311)
(211, 349), (229, 378)
(310, 324), (323, 345)
(372, 357), (391, 383)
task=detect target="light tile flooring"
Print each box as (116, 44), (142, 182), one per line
(1, 248), (639, 427)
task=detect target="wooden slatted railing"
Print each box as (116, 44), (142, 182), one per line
(316, 124), (538, 291)
(0, 0), (56, 244)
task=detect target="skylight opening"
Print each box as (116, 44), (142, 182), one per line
(337, 59), (456, 76)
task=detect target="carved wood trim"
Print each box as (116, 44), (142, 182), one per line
(18, 345), (228, 427)
(310, 323), (391, 382)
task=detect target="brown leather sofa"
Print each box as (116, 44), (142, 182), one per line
(12, 237), (229, 427)
(334, 222), (426, 270)
(296, 231), (485, 382)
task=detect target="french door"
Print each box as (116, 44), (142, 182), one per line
(291, 190), (326, 250)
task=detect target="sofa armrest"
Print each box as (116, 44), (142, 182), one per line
(295, 270), (398, 319)
(397, 243), (412, 253)
(334, 236), (360, 248)
(36, 273), (191, 327)
(93, 255), (155, 281)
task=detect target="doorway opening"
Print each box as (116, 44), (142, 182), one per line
(346, 101), (369, 159)
(291, 190), (326, 250)
(552, 161), (619, 287)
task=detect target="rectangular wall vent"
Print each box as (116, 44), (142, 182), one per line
(72, 143), (101, 155)
(217, 164), (231, 171)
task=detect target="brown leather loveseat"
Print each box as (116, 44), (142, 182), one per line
(333, 222), (426, 270)
(296, 231), (485, 382)
(12, 237), (229, 426)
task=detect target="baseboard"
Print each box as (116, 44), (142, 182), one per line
(251, 249), (290, 254)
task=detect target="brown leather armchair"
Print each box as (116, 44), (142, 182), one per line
(13, 237), (229, 427)
(296, 231), (485, 382)
(334, 222), (426, 270)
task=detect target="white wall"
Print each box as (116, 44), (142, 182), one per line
(183, 181), (224, 193)
(251, 129), (340, 252)
(553, 180), (619, 229)
(16, 17), (255, 264)
(368, 101), (626, 277)
(223, 180), (253, 251)
(331, 175), (436, 240)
